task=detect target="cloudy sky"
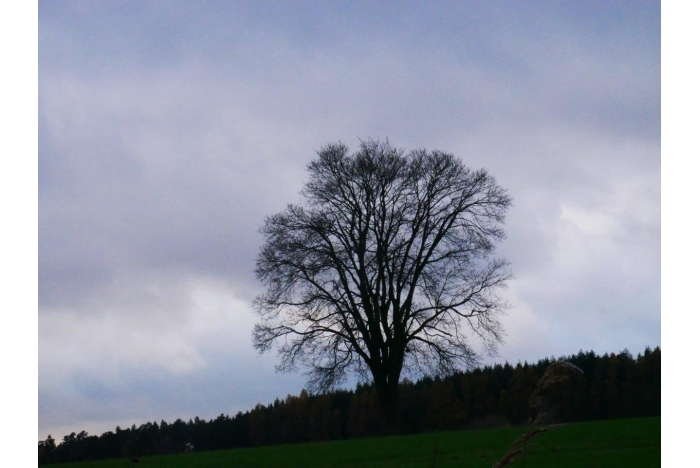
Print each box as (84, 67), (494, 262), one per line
(38, 1), (660, 441)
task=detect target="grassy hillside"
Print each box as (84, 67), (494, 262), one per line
(54, 416), (660, 468)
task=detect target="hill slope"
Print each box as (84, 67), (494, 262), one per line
(55, 416), (660, 468)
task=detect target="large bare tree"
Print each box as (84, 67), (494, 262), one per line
(254, 140), (512, 426)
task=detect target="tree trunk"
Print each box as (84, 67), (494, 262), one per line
(371, 347), (405, 434)
(375, 378), (400, 434)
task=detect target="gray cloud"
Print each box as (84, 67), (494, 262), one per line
(39, 1), (659, 439)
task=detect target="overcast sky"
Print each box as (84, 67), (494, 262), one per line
(38, 1), (660, 441)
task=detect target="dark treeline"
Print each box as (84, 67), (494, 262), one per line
(38, 347), (660, 464)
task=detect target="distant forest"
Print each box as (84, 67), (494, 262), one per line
(38, 347), (660, 465)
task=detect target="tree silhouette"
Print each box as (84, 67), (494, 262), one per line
(254, 139), (512, 427)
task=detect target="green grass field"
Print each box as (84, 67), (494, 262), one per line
(55, 416), (660, 468)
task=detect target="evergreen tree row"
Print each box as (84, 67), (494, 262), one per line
(38, 347), (661, 464)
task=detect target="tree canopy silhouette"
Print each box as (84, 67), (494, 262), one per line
(253, 139), (512, 426)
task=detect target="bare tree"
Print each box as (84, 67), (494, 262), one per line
(254, 139), (512, 427)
